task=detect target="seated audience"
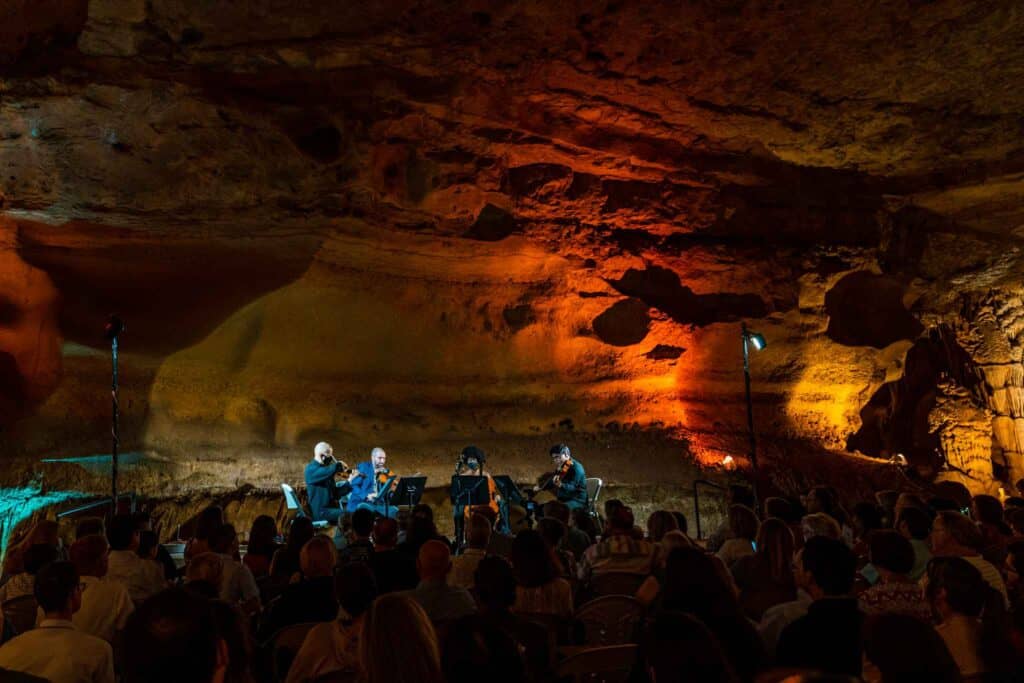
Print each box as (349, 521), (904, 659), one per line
(658, 546), (765, 681)
(927, 556), (1015, 678)
(929, 510), (1009, 604)
(339, 508), (375, 565)
(730, 518), (797, 620)
(242, 515), (280, 579)
(571, 508), (600, 545)
(800, 511), (842, 542)
(705, 485), (754, 553)
(1006, 539), (1024, 605)
(0, 562), (115, 683)
(764, 496), (804, 550)
(184, 552), (224, 599)
(776, 536), (863, 677)
(209, 524), (260, 614)
(2, 521), (61, 582)
(184, 505), (224, 563)
(510, 528), (573, 618)
(894, 505), (932, 581)
(646, 510), (679, 543)
(400, 540), (476, 623)
(0, 544), (58, 604)
(397, 505), (448, 559)
(858, 530), (930, 622)
(133, 511), (177, 581)
(122, 588), (228, 683)
(286, 562), (378, 683)
(261, 535), (338, 638)
(105, 514), (166, 605)
(578, 506), (659, 583)
(360, 594), (443, 683)
(642, 610), (740, 683)
(64, 535), (134, 644)
(367, 517), (418, 594)
(450, 513), (490, 590)
(874, 489), (901, 527)
(973, 494), (1012, 567)
(441, 614), (523, 683)
(862, 614), (961, 683)
(270, 517), (316, 582)
(850, 501), (884, 556)
(803, 486), (850, 539)
(537, 517), (575, 579)
(717, 504), (758, 567)
(543, 500), (591, 561)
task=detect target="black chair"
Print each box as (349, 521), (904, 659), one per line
(575, 596), (644, 646)
(556, 644), (639, 683)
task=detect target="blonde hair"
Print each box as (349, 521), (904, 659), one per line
(360, 594), (442, 683)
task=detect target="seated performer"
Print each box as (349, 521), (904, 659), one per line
(347, 447), (399, 518)
(452, 446), (502, 546)
(536, 444), (588, 511)
(304, 442), (353, 524)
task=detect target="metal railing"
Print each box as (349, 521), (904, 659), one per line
(692, 479), (726, 540)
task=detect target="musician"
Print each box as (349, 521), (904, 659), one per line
(347, 447), (399, 517)
(537, 444), (588, 511)
(304, 442), (352, 524)
(452, 446), (501, 545)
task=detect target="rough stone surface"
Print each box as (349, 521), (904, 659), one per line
(2, 1), (1024, 524)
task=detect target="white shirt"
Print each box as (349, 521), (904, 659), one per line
(105, 551), (166, 605)
(36, 576), (133, 644)
(0, 618), (114, 683)
(217, 554), (260, 605)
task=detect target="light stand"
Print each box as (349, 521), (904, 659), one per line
(105, 315), (124, 515)
(741, 323), (766, 507)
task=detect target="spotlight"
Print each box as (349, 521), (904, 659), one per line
(721, 455), (736, 471)
(744, 330), (767, 351)
(740, 323), (766, 505)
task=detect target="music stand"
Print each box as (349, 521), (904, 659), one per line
(451, 475), (488, 548)
(492, 475), (528, 532)
(377, 475), (398, 519)
(393, 476), (427, 512)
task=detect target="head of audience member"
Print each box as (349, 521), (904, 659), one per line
(926, 556), (987, 620)
(442, 616), (523, 683)
(3, 521), (59, 576)
(133, 511), (153, 532)
(1009, 508), (1024, 536)
(412, 503), (434, 523)
(755, 518), (795, 584)
(138, 530), (160, 560)
(875, 489), (900, 518)
(108, 514), (140, 552)
(209, 524), (238, 557)
(851, 502), (884, 541)
(930, 510), (983, 557)
(361, 594), (443, 683)
(662, 546), (743, 622)
(869, 530), (915, 583)
(800, 512), (842, 542)
(896, 506), (931, 542)
(727, 484), (756, 509)
(123, 587), (228, 683)
(934, 480), (973, 511)
(474, 557), (517, 613)
(246, 515), (279, 557)
(75, 516), (106, 540)
(286, 517), (316, 553)
(659, 530), (693, 560)
(671, 511), (689, 536)
(542, 500), (571, 526)
(1005, 495), (1024, 512)
(510, 528), (559, 589)
(300, 535), (335, 579)
(373, 517), (400, 550)
(186, 552), (225, 595)
(973, 494), (1010, 534)
(417, 539), (453, 584)
(352, 508), (375, 541)
(892, 493), (927, 524)
(34, 561), (82, 619)
(764, 497), (793, 523)
(572, 509), (600, 541)
(606, 505), (635, 537)
(407, 515), (440, 548)
(1005, 539), (1024, 586)
(27, 519), (60, 549)
(646, 510), (679, 543)
(70, 534), (110, 579)
(336, 562), (378, 621)
(23, 543), (59, 576)
(803, 486), (845, 523)
(728, 504), (758, 542)
(863, 614), (961, 683)
(928, 497), (961, 514)
(466, 513), (492, 551)
(537, 517), (567, 552)
(194, 505), (225, 542)
(643, 610), (740, 683)
(797, 536), (856, 599)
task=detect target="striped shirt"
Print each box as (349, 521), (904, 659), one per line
(579, 534), (659, 581)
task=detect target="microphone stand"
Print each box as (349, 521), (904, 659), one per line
(105, 316), (124, 516)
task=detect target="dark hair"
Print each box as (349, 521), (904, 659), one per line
(132, 511), (152, 529)
(335, 562), (378, 618)
(24, 543), (59, 575)
(286, 517), (316, 552)
(896, 507), (931, 540)
(373, 517), (399, 547)
(70, 535), (109, 576)
(608, 506), (635, 533)
(928, 497), (961, 514)
(460, 445), (486, 465)
(246, 515), (279, 558)
(646, 510), (679, 543)
(549, 444), (570, 457)
(412, 503), (434, 522)
(209, 598), (253, 683)
(642, 611), (739, 683)
(728, 485), (755, 509)
(764, 497), (793, 522)
(728, 505), (758, 541)
(572, 509), (599, 542)
(352, 508), (375, 537)
(137, 530), (160, 558)
(604, 499), (624, 519)
(107, 514), (138, 551)
(671, 511), (689, 535)
(851, 502), (884, 538)
(1008, 508), (1024, 535)
(936, 510), (983, 551)
(807, 486), (846, 525)
(973, 495), (1004, 525)
(869, 530), (914, 575)
(754, 518), (794, 585)
(542, 500), (570, 525)
(194, 506), (224, 541)
(801, 536), (856, 596)
(34, 561), (78, 612)
(537, 518), (566, 549)
(474, 556), (517, 609)
(75, 517), (105, 540)
(510, 529), (558, 588)
(863, 614), (960, 682)
(123, 588), (222, 683)
(210, 524), (237, 555)
(467, 514), (492, 549)
(407, 516), (440, 547)
(662, 547), (742, 621)
(442, 616), (523, 683)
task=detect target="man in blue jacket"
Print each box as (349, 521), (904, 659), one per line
(539, 444), (588, 511)
(347, 447), (399, 518)
(304, 442), (353, 524)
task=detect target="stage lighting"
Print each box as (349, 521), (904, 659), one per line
(746, 331), (766, 351)
(740, 323), (766, 505)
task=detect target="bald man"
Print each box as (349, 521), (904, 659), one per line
(305, 442), (353, 524)
(347, 447), (399, 518)
(400, 540), (476, 622)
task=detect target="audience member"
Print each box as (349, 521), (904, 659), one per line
(646, 510), (679, 543)
(858, 530), (930, 621)
(578, 506), (659, 583)
(537, 517), (575, 578)
(929, 510), (1009, 604)
(270, 517), (315, 582)
(65, 535), (134, 644)
(730, 518), (796, 620)
(450, 513), (490, 590)
(441, 615), (523, 683)
(973, 494), (1012, 567)
(0, 544), (58, 604)
(185, 505), (224, 562)
(716, 504), (758, 567)
(1006, 539), (1024, 605)
(543, 500), (591, 561)
(0, 562), (115, 683)
(2, 521), (61, 580)
(209, 524), (260, 614)
(132, 511), (177, 581)
(874, 490), (901, 527)
(894, 506), (932, 581)
(339, 508), (375, 565)
(401, 540), (476, 623)
(286, 562), (378, 683)
(642, 610), (740, 683)
(572, 508), (600, 544)
(776, 536), (863, 677)
(122, 588), (228, 683)
(74, 517), (105, 541)
(242, 515), (280, 579)
(670, 511), (689, 536)
(105, 514), (166, 605)
(862, 614), (961, 683)
(510, 528), (573, 618)
(360, 594), (443, 683)
(184, 552), (224, 599)
(800, 512), (842, 542)
(850, 501), (884, 556)
(265, 535), (339, 639)
(367, 517), (418, 594)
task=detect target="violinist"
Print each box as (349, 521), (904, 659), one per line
(347, 447), (399, 518)
(304, 442), (354, 524)
(535, 444), (588, 511)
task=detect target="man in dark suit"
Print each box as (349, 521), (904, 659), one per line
(537, 444), (588, 511)
(303, 442), (352, 524)
(346, 447), (400, 518)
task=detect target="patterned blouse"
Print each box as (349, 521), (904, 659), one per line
(858, 581), (932, 622)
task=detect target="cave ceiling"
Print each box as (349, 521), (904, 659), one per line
(2, 0), (1024, 494)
